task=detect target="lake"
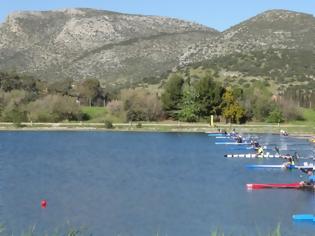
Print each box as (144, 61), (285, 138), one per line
(0, 131), (314, 235)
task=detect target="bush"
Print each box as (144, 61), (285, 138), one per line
(2, 106), (27, 124)
(0, 90), (28, 123)
(120, 89), (163, 122)
(266, 109), (284, 123)
(27, 95), (82, 122)
(104, 120), (114, 129)
(179, 111), (198, 122)
(136, 122), (142, 128)
(106, 100), (125, 121)
(278, 99), (303, 121)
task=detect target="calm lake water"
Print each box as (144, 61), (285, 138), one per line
(0, 131), (315, 235)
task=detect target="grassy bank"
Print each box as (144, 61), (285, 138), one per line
(0, 121), (314, 136)
(0, 105), (308, 134)
(81, 106), (108, 122)
(67, 106), (315, 135)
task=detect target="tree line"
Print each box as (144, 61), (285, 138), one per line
(283, 82), (315, 109)
(160, 72), (302, 123)
(0, 71), (303, 124)
(0, 72), (107, 123)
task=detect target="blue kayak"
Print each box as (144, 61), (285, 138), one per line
(293, 214), (315, 221)
(246, 164), (314, 170)
(228, 146), (269, 151)
(207, 133), (227, 137)
(215, 142), (250, 145)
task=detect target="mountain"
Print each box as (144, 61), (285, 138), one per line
(179, 10), (315, 65)
(0, 8), (218, 84)
(0, 9), (315, 87)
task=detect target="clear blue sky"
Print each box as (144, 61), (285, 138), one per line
(1, 0), (314, 31)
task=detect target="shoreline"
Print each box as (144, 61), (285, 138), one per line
(0, 122), (313, 137)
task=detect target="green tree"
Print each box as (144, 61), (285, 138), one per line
(27, 95), (82, 122)
(1, 104), (27, 124)
(222, 89), (246, 123)
(0, 90), (29, 122)
(194, 76), (224, 117)
(266, 109), (284, 123)
(0, 72), (22, 92)
(178, 85), (201, 122)
(78, 79), (102, 106)
(48, 79), (73, 96)
(120, 89), (163, 122)
(161, 74), (184, 115)
(241, 82), (274, 121)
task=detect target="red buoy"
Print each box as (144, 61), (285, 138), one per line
(41, 200), (47, 209)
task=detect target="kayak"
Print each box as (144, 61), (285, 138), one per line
(228, 146), (268, 150)
(228, 147), (255, 150)
(207, 133), (227, 137)
(215, 139), (235, 142)
(246, 164), (292, 169)
(225, 154), (282, 158)
(216, 137), (250, 141)
(216, 136), (233, 139)
(247, 182), (315, 190)
(246, 164), (315, 170)
(246, 182), (301, 190)
(216, 142), (250, 145)
(225, 153), (315, 160)
(293, 214), (315, 221)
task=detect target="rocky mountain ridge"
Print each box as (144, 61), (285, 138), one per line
(179, 10), (315, 66)
(0, 8), (314, 85)
(0, 8), (217, 84)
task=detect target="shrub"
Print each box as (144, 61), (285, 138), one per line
(104, 120), (114, 129)
(27, 95), (82, 122)
(266, 109), (284, 123)
(120, 89), (163, 122)
(1, 105), (27, 124)
(278, 99), (303, 121)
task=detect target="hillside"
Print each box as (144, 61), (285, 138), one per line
(0, 8), (218, 84)
(0, 8), (315, 90)
(176, 10), (315, 95)
(179, 10), (315, 66)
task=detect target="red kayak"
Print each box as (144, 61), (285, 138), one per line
(247, 183), (301, 190)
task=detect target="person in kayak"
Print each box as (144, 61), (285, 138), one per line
(251, 140), (260, 149)
(282, 152), (298, 166)
(217, 128), (227, 135)
(231, 128), (238, 137)
(300, 168), (315, 188)
(283, 156), (295, 168)
(236, 135), (243, 143)
(256, 146), (264, 156)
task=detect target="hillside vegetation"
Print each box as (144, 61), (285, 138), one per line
(0, 9), (315, 90)
(0, 70), (296, 125)
(0, 8), (217, 84)
(0, 9), (315, 125)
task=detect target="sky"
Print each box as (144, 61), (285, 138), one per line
(0, 0), (314, 31)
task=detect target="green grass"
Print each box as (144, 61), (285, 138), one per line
(301, 108), (315, 123)
(80, 106), (108, 122)
(289, 108), (315, 126)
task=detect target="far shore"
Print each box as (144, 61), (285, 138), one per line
(0, 121), (314, 137)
